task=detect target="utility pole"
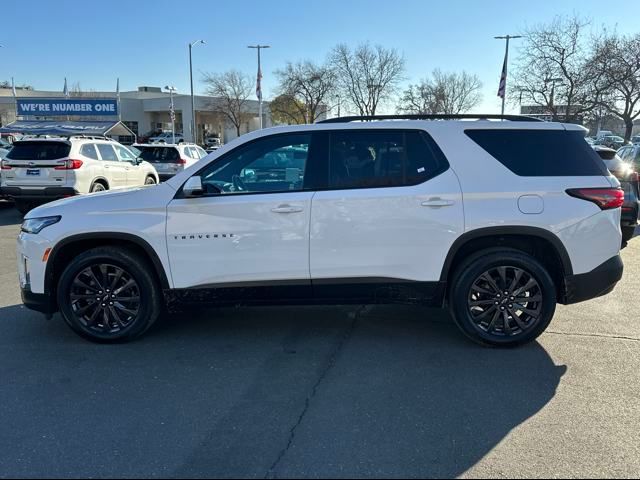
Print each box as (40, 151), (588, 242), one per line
(248, 44), (270, 129)
(495, 35), (522, 116)
(189, 40), (205, 144)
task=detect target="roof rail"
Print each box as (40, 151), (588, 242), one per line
(317, 114), (544, 124)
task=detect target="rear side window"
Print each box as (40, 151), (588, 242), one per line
(328, 130), (448, 190)
(138, 146), (180, 163)
(80, 144), (99, 160)
(465, 130), (608, 176)
(6, 142), (70, 160)
(96, 144), (118, 162)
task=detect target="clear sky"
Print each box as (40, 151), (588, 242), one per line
(1, 0), (637, 114)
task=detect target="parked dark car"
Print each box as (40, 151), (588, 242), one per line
(597, 135), (629, 150)
(594, 145), (639, 245)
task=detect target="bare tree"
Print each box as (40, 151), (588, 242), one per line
(398, 70), (483, 115)
(274, 61), (336, 123)
(203, 70), (254, 137)
(330, 43), (405, 116)
(512, 15), (598, 122)
(590, 33), (640, 141)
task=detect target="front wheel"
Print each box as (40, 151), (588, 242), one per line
(15, 200), (36, 216)
(622, 226), (636, 245)
(449, 249), (557, 347)
(57, 247), (162, 343)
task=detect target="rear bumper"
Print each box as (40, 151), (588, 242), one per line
(21, 284), (56, 315)
(0, 186), (78, 200)
(562, 255), (623, 305)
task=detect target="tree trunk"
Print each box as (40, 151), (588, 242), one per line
(236, 124), (241, 137)
(624, 118), (634, 142)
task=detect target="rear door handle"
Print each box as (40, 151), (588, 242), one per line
(421, 198), (455, 208)
(271, 205), (304, 214)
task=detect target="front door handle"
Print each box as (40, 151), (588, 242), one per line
(421, 198), (455, 208)
(271, 205), (304, 214)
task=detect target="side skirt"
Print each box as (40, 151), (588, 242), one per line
(164, 279), (447, 311)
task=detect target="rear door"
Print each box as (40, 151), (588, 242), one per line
(96, 143), (127, 188)
(309, 129), (464, 301)
(2, 141), (70, 186)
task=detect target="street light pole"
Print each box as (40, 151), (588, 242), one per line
(164, 86), (177, 144)
(495, 35), (522, 116)
(248, 45), (270, 129)
(189, 40), (205, 144)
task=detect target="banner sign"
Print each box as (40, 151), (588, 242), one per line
(17, 98), (118, 117)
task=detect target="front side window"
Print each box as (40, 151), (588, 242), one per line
(115, 145), (137, 162)
(96, 144), (118, 162)
(197, 134), (310, 195)
(328, 130), (448, 189)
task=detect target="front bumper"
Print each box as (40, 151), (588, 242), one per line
(0, 186), (77, 200)
(562, 255), (623, 305)
(21, 284), (56, 315)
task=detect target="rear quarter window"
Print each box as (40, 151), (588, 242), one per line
(465, 130), (608, 177)
(6, 142), (70, 160)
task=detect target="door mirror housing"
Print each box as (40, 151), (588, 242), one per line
(183, 176), (204, 197)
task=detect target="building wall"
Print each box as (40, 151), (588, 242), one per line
(0, 87), (272, 144)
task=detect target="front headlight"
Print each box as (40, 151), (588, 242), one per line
(21, 216), (61, 234)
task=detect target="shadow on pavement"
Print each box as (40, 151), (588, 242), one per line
(0, 202), (21, 227)
(0, 304), (566, 478)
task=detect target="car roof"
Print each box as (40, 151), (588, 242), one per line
(134, 143), (199, 147)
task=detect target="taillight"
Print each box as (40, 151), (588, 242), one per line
(566, 188), (624, 210)
(0, 160), (11, 170)
(177, 158), (188, 165)
(55, 159), (84, 170)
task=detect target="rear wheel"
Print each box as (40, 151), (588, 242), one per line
(622, 226), (636, 244)
(57, 247), (162, 343)
(90, 182), (107, 193)
(449, 249), (556, 347)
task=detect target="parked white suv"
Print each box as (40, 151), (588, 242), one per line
(133, 143), (208, 181)
(1, 137), (159, 214)
(16, 115), (624, 346)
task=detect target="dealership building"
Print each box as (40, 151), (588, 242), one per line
(0, 86), (272, 144)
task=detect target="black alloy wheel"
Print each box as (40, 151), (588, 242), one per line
(68, 264), (141, 336)
(468, 266), (542, 337)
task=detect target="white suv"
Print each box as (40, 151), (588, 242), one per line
(1, 137), (159, 214)
(16, 115), (624, 346)
(133, 143), (208, 181)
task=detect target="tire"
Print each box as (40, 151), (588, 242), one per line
(57, 246), (162, 343)
(449, 248), (557, 348)
(145, 176), (156, 185)
(622, 226), (636, 244)
(90, 182), (107, 193)
(15, 200), (35, 216)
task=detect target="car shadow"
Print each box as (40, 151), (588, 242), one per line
(0, 203), (22, 227)
(0, 304), (566, 478)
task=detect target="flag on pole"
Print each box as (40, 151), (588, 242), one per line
(256, 65), (263, 101)
(63, 78), (69, 98)
(11, 77), (16, 98)
(497, 53), (508, 99)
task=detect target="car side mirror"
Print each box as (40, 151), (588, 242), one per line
(183, 176), (204, 197)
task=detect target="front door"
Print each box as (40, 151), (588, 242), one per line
(96, 143), (127, 188)
(309, 129), (464, 301)
(166, 132), (317, 295)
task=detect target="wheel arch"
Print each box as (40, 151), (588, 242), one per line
(90, 177), (110, 190)
(440, 226), (573, 301)
(44, 232), (171, 300)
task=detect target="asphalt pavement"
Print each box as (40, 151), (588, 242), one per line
(0, 200), (638, 478)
